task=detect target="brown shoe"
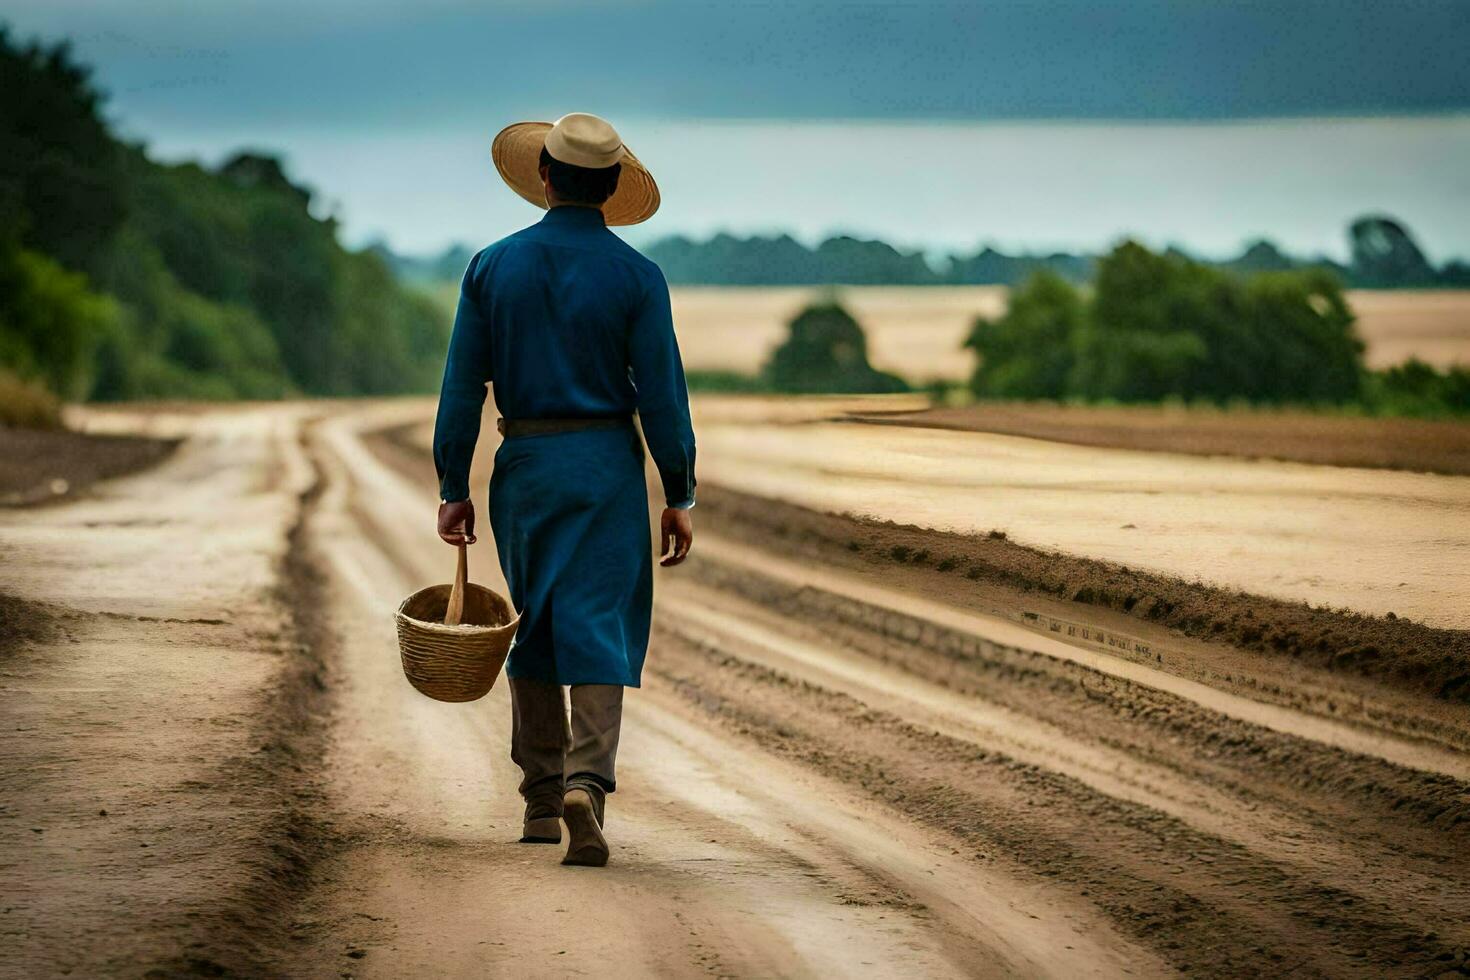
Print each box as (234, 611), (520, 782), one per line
(561, 788), (609, 867)
(521, 800), (562, 844)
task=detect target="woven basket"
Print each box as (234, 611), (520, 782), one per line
(395, 545), (519, 703)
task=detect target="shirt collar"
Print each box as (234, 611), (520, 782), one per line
(540, 205), (607, 229)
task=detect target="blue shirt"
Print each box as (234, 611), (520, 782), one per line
(433, 205), (697, 508)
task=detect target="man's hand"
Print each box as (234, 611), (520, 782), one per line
(659, 507), (693, 567)
(438, 499), (477, 546)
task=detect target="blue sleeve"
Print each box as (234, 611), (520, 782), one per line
(433, 259), (493, 502)
(629, 267), (697, 508)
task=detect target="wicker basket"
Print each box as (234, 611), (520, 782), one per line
(395, 545), (519, 703)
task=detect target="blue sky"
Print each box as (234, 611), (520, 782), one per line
(5, 1), (1469, 257)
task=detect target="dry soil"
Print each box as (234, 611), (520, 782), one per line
(856, 401), (1470, 476)
(4, 400), (1469, 979)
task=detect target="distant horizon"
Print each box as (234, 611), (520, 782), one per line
(134, 114), (1470, 266)
(377, 207), (1467, 269)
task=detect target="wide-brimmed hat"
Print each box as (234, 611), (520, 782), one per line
(491, 112), (660, 226)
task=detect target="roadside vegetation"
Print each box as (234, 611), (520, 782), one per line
(0, 31), (447, 415)
(0, 367), (63, 429)
(964, 241), (1469, 418)
(682, 265), (1467, 418)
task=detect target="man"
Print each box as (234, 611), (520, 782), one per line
(433, 113), (696, 868)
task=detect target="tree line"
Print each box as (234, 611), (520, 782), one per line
(396, 218), (1470, 291)
(0, 31), (447, 411)
(648, 218), (1470, 289)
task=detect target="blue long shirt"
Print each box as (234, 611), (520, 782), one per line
(433, 205), (697, 508)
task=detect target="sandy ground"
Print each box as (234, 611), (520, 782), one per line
(0, 425), (178, 505)
(668, 286), (1470, 381)
(0, 405), (328, 977)
(683, 484), (1470, 715)
(5, 398), (1470, 977)
(688, 396), (1470, 629)
(858, 402), (1470, 476)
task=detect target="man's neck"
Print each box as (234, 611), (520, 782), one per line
(544, 190), (600, 212)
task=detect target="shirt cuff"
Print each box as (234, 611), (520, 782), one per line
(669, 497), (696, 510)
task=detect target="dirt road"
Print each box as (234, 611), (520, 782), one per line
(5, 399), (1470, 977)
(1, 404), (327, 977)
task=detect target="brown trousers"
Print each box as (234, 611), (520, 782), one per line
(509, 677), (622, 822)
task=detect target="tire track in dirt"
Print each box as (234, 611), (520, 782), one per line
(131, 418), (348, 977)
(661, 585), (1468, 925)
(359, 402), (1470, 976)
(185, 421), (349, 977)
(647, 629), (1470, 977)
(679, 551), (1470, 826)
(1, 408), (351, 978)
(321, 403), (1170, 978)
(691, 483), (1470, 709)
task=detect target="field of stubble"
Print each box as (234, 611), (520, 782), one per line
(669, 285), (1470, 381)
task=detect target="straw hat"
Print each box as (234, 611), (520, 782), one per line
(491, 112), (660, 226)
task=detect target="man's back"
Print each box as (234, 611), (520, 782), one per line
(469, 206), (664, 422)
(435, 203), (694, 510)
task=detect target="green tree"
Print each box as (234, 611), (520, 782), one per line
(762, 301), (908, 394)
(0, 244), (117, 399)
(2, 30), (449, 404)
(1240, 269), (1361, 403)
(1349, 215), (1436, 288)
(1365, 359), (1470, 417)
(1069, 241), (1217, 401)
(0, 29), (127, 274)
(965, 240), (1367, 406)
(964, 270), (1082, 399)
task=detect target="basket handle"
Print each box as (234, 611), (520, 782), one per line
(444, 543), (467, 626)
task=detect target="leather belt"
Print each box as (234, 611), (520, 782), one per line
(496, 416), (631, 439)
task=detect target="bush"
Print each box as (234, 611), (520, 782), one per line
(0, 244), (117, 399)
(1363, 359), (1470, 418)
(965, 270), (1081, 399)
(762, 301), (908, 394)
(0, 368), (63, 429)
(1240, 268), (1361, 403)
(967, 240), (1366, 407)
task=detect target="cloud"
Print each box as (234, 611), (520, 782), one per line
(4, 0), (1468, 125)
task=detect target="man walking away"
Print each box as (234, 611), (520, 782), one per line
(433, 113), (696, 868)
